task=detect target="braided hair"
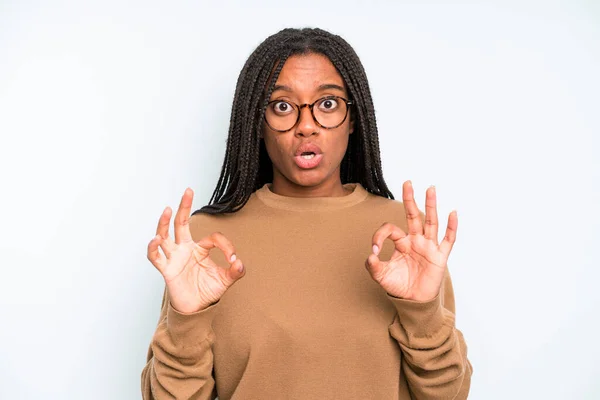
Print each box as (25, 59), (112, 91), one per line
(193, 27), (394, 215)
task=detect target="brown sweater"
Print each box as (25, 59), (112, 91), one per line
(141, 183), (472, 399)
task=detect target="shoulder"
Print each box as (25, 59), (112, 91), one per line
(188, 195), (260, 241)
(361, 191), (426, 232)
(363, 191), (408, 216)
(189, 211), (231, 242)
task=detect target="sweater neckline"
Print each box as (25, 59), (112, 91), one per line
(254, 182), (369, 211)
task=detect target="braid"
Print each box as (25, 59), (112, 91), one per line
(194, 28), (394, 215)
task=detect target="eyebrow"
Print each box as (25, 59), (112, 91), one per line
(272, 83), (346, 93)
(317, 84), (346, 92)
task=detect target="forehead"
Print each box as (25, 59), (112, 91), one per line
(275, 53), (345, 91)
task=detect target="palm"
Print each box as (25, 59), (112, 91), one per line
(375, 233), (448, 301)
(162, 242), (230, 311)
(366, 181), (457, 302)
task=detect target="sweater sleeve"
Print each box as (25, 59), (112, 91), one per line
(141, 287), (219, 400)
(387, 268), (473, 400)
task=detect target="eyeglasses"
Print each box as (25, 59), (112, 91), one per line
(264, 95), (353, 133)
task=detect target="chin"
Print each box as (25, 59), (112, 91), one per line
(288, 170), (330, 188)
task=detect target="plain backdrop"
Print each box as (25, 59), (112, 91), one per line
(0, 0), (598, 399)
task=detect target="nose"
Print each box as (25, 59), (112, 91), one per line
(294, 105), (319, 137)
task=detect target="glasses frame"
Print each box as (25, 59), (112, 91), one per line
(264, 95), (354, 133)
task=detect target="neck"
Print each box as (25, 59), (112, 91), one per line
(270, 173), (350, 198)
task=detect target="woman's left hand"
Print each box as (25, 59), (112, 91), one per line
(365, 180), (458, 302)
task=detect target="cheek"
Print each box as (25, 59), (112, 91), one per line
(332, 130), (351, 158)
(263, 133), (289, 164)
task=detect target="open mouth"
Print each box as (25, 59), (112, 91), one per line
(294, 152), (323, 169)
(293, 143), (323, 169)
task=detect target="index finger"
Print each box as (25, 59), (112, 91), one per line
(174, 187), (194, 244)
(371, 222), (407, 256)
(196, 232), (238, 266)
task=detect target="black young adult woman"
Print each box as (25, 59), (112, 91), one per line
(141, 27), (472, 400)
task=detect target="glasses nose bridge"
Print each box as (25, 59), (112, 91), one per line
(298, 101), (314, 109)
(296, 102), (317, 125)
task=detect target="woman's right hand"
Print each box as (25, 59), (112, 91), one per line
(147, 187), (245, 313)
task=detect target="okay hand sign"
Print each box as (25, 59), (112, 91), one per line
(147, 188), (246, 313)
(365, 181), (457, 302)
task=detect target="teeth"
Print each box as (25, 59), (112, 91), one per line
(301, 154), (315, 159)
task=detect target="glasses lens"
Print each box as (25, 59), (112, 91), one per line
(313, 97), (348, 128)
(265, 97), (348, 132)
(265, 100), (299, 131)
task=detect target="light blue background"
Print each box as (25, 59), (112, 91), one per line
(0, 1), (598, 398)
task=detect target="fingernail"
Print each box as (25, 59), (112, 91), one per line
(238, 264), (244, 273)
(230, 254), (237, 262)
(372, 245), (379, 255)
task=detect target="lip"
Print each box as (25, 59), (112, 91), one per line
(293, 143), (323, 169)
(294, 153), (323, 169)
(294, 143), (323, 156)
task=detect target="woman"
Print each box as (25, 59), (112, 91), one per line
(141, 27), (472, 399)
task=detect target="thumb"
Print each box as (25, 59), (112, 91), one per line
(365, 254), (384, 281)
(222, 258), (246, 287)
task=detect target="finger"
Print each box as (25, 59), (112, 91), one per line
(403, 180), (423, 235)
(365, 253), (384, 281)
(156, 206), (176, 258)
(147, 234), (167, 272)
(439, 210), (458, 258)
(196, 232), (238, 265)
(371, 222), (407, 256)
(174, 187), (194, 244)
(423, 185), (439, 243)
(223, 258), (246, 285)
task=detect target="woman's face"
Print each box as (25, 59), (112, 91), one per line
(262, 53), (354, 195)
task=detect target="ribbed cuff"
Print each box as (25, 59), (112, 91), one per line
(166, 301), (220, 343)
(387, 292), (451, 338)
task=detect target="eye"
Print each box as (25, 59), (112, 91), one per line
(271, 101), (294, 115)
(317, 97), (339, 112)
